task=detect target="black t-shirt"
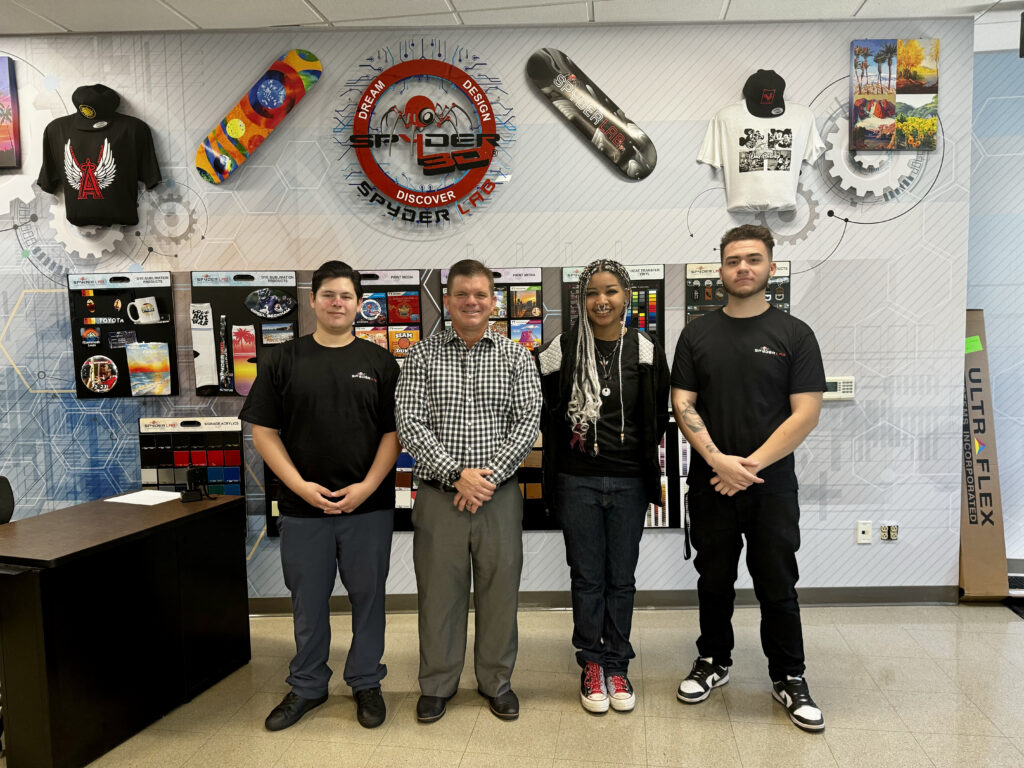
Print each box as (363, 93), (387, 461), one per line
(239, 335), (400, 517)
(561, 330), (642, 476)
(38, 113), (161, 226)
(671, 307), (825, 494)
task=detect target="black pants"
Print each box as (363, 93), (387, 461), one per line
(689, 490), (804, 681)
(279, 510), (394, 697)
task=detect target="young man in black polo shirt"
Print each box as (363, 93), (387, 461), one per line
(671, 225), (827, 732)
(240, 261), (400, 731)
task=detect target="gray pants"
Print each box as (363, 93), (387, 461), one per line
(412, 481), (524, 698)
(279, 510), (394, 697)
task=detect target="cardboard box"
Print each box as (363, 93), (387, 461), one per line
(960, 310), (1009, 600)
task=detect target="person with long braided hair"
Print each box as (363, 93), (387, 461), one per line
(535, 260), (669, 714)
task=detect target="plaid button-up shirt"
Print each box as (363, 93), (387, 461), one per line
(395, 328), (541, 486)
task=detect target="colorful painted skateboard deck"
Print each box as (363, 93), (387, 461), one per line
(196, 49), (323, 184)
(526, 48), (656, 180)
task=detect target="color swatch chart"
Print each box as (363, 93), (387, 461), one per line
(139, 417), (245, 496)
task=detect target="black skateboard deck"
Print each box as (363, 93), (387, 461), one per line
(527, 47), (656, 180)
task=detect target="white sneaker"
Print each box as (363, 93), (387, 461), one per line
(771, 676), (825, 732)
(677, 657), (729, 704)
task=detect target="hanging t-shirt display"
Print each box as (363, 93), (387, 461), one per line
(697, 102), (824, 212)
(37, 84), (161, 226)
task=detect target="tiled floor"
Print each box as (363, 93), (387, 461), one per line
(3, 603), (1022, 767)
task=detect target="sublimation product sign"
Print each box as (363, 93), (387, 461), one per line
(331, 39), (515, 238)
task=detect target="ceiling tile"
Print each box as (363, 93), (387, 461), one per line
(11, 0), (194, 31)
(332, 12), (459, 26)
(724, 0), (862, 20)
(163, 0), (322, 28)
(855, 0), (979, 18)
(460, 2), (589, 25)
(452, 0), (572, 8)
(1, 0), (66, 33)
(594, 0), (724, 23)
(310, 0), (450, 22)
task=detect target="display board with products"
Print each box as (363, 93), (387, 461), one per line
(138, 417), (244, 497)
(685, 261), (790, 323)
(67, 272), (178, 399)
(355, 270), (422, 362)
(189, 271), (297, 396)
(441, 267), (543, 351)
(561, 264), (665, 347)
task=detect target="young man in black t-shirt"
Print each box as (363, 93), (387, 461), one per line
(240, 261), (400, 732)
(671, 225), (827, 733)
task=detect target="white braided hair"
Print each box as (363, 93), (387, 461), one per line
(567, 260), (631, 452)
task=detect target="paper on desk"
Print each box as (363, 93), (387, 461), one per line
(108, 490), (181, 505)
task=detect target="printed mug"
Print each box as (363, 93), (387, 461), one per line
(127, 296), (160, 324)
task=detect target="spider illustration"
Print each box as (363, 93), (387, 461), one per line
(377, 95), (474, 153)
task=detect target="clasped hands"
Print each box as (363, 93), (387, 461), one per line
(708, 454), (764, 496)
(454, 467), (497, 514)
(299, 480), (373, 514)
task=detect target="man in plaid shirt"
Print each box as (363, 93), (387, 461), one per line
(395, 259), (541, 723)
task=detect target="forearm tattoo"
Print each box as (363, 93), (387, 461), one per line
(681, 403), (720, 455)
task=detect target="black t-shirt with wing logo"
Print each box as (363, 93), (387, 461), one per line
(671, 306), (825, 494)
(38, 113), (161, 226)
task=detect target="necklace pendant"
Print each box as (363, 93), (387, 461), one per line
(601, 386), (611, 397)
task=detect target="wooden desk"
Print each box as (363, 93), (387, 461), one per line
(0, 495), (251, 768)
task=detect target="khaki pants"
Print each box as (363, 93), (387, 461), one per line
(412, 481), (523, 698)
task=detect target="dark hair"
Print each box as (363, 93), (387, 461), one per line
(312, 260), (362, 299)
(446, 259), (494, 294)
(720, 224), (775, 261)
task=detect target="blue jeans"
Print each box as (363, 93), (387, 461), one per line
(556, 473), (647, 675)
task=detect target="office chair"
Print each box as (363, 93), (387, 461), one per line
(0, 475), (11, 755)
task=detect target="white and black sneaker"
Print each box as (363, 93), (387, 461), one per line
(676, 657), (729, 704)
(771, 676), (825, 732)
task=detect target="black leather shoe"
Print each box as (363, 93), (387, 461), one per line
(416, 693), (452, 722)
(354, 686), (386, 728)
(480, 688), (519, 720)
(265, 691), (328, 731)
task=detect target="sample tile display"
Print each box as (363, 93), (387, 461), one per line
(139, 417), (244, 497)
(67, 272), (177, 398)
(356, 270), (422, 361)
(189, 271), (297, 395)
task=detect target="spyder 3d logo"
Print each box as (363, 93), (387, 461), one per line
(333, 41), (515, 236)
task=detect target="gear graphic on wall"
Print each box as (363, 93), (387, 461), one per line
(824, 118), (916, 198)
(44, 213), (126, 259)
(754, 187), (819, 245)
(141, 188), (199, 247)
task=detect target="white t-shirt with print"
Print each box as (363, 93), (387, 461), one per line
(697, 101), (824, 213)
